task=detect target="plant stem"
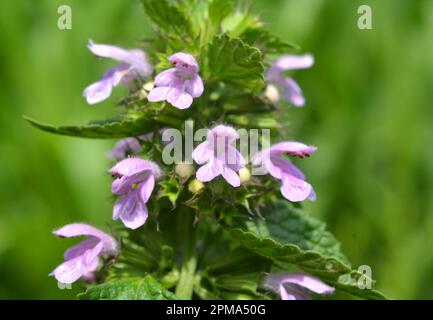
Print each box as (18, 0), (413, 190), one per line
(175, 209), (197, 299)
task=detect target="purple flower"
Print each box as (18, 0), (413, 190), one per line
(83, 40), (152, 104)
(192, 125), (246, 187)
(264, 273), (334, 300)
(148, 52), (204, 109)
(266, 54), (314, 107)
(50, 223), (118, 284)
(109, 158), (162, 229)
(252, 141), (317, 202)
(108, 137), (143, 160)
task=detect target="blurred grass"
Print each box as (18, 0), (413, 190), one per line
(0, 0), (432, 299)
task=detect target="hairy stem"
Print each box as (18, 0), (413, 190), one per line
(175, 208), (197, 299)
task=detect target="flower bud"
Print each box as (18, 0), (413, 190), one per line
(137, 88), (147, 99)
(142, 81), (155, 92)
(137, 82), (155, 99)
(188, 179), (205, 194)
(175, 162), (195, 179)
(239, 167), (251, 184)
(265, 84), (280, 103)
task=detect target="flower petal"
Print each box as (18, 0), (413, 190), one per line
(111, 171), (151, 195)
(192, 141), (212, 165)
(280, 174), (313, 202)
(196, 160), (221, 182)
(108, 137), (142, 160)
(280, 284), (311, 300)
(282, 78), (305, 107)
(308, 188), (317, 201)
(274, 54), (314, 71)
(168, 52), (199, 73)
(270, 156), (306, 180)
(258, 151), (283, 179)
(270, 141), (317, 158)
(63, 237), (100, 261)
(167, 88), (193, 109)
(126, 49), (152, 76)
(53, 223), (118, 255)
(88, 41), (150, 71)
(207, 125), (239, 145)
(137, 174), (155, 204)
(52, 257), (84, 284)
(154, 68), (177, 87)
(83, 64), (130, 105)
(109, 158), (162, 178)
(221, 166), (241, 187)
(147, 86), (171, 102)
(185, 75), (204, 98)
(119, 192), (148, 229)
(82, 241), (103, 267)
(283, 273), (334, 295)
(264, 273), (333, 300)
(54, 224), (106, 239)
(83, 78), (113, 105)
(223, 146), (246, 172)
(113, 196), (125, 220)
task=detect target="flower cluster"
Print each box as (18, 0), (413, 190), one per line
(48, 36), (334, 300)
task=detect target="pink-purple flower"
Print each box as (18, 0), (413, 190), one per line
(192, 125), (246, 187)
(148, 52), (204, 109)
(108, 137), (143, 160)
(264, 273), (334, 300)
(50, 223), (118, 284)
(252, 141), (316, 202)
(109, 158), (162, 229)
(84, 40), (152, 105)
(266, 54), (314, 107)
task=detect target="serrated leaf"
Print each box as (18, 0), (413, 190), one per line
(242, 28), (298, 54)
(158, 178), (182, 208)
(78, 275), (178, 300)
(230, 201), (387, 300)
(23, 115), (157, 139)
(141, 0), (192, 38)
(207, 34), (265, 91)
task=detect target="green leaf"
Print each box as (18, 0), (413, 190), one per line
(207, 34), (265, 91)
(141, 0), (192, 38)
(230, 201), (387, 300)
(242, 28), (298, 55)
(158, 178), (182, 208)
(23, 104), (188, 139)
(208, 0), (235, 26)
(226, 112), (277, 129)
(200, 248), (272, 299)
(78, 275), (178, 300)
(23, 115), (158, 139)
(222, 10), (261, 38)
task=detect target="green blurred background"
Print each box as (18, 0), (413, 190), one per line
(0, 0), (432, 299)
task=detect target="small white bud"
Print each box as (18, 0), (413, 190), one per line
(175, 162), (195, 179)
(188, 179), (205, 194)
(239, 167), (251, 184)
(142, 81), (155, 92)
(265, 84), (280, 103)
(137, 82), (155, 99)
(137, 88), (147, 99)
